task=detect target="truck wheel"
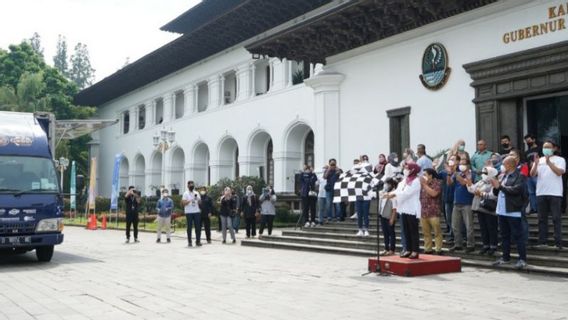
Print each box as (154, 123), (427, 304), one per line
(36, 246), (54, 262)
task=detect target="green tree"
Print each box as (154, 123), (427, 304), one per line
(69, 43), (95, 89)
(28, 32), (44, 58)
(53, 35), (69, 77)
(0, 41), (96, 189)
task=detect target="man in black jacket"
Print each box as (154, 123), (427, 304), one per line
(199, 187), (215, 244)
(490, 156), (528, 269)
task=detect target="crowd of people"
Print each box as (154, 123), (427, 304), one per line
(298, 135), (566, 269)
(124, 181), (278, 247)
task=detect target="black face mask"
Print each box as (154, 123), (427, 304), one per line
(188, 185), (194, 191)
(502, 143), (510, 149)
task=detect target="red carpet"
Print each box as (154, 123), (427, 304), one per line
(368, 255), (461, 277)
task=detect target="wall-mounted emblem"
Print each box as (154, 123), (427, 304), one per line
(420, 43), (451, 90)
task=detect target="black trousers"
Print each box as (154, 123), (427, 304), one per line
(537, 196), (563, 247)
(125, 212), (139, 240)
(476, 211), (498, 249)
(301, 196), (317, 223)
(380, 217), (396, 251)
(201, 213), (211, 241)
(245, 217), (257, 237)
(401, 213), (419, 253)
(259, 215), (275, 235)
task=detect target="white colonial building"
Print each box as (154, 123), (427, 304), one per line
(75, 0), (568, 197)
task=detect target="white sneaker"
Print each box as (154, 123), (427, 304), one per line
(310, 222), (316, 227)
(356, 230), (363, 237)
(363, 230), (370, 237)
(304, 222), (311, 228)
(350, 213), (358, 219)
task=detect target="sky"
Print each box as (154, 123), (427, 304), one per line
(0, 0), (201, 82)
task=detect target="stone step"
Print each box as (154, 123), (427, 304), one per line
(282, 230), (568, 256)
(241, 239), (568, 277)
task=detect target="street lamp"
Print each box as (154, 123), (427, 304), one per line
(153, 127), (175, 191)
(54, 157), (69, 191)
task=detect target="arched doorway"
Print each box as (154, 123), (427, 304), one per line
(249, 130), (274, 186)
(133, 154), (145, 194)
(218, 137), (239, 180)
(170, 148), (185, 193)
(119, 156), (129, 191)
(192, 142), (210, 186)
(283, 122), (314, 192)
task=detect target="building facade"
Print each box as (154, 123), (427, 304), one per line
(75, 0), (568, 197)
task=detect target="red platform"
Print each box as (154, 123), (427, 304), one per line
(368, 255), (461, 277)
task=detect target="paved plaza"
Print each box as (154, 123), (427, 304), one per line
(0, 226), (567, 320)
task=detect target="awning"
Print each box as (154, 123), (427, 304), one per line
(55, 119), (118, 143)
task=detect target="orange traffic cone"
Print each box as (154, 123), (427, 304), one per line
(87, 214), (98, 230)
(101, 214), (107, 230)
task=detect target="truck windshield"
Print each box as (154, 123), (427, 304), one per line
(0, 156), (59, 193)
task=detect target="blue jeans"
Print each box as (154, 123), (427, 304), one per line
(527, 176), (538, 212)
(317, 197), (327, 223)
(186, 213), (202, 244)
(498, 215), (526, 261)
(326, 191), (340, 221)
(356, 200), (370, 230)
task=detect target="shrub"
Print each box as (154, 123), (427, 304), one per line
(208, 176), (267, 202)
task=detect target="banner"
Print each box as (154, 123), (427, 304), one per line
(70, 160), (76, 211)
(87, 157), (97, 212)
(110, 154), (122, 210)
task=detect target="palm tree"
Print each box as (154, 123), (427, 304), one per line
(0, 72), (49, 112)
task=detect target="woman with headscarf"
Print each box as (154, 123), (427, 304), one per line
(381, 153), (402, 182)
(467, 166), (499, 255)
(374, 154), (388, 178)
(241, 185), (258, 239)
(386, 163), (422, 259)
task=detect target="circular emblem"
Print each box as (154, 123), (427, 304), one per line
(420, 43), (451, 90)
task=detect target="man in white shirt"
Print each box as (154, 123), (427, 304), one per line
(531, 141), (566, 249)
(416, 144), (433, 171)
(182, 180), (202, 247)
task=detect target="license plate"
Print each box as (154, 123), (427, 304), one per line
(2, 236), (31, 245)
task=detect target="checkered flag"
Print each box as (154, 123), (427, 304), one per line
(333, 165), (380, 203)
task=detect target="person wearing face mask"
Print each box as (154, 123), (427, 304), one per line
(259, 187), (277, 236)
(198, 187), (215, 244)
(467, 167), (499, 255)
(324, 159), (341, 222)
(471, 140), (493, 182)
(381, 153), (402, 182)
(531, 141), (566, 250)
(448, 157), (476, 253)
(219, 187), (237, 244)
(155, 189), (174, 243)
(419, 168), (443, 255)
(241, 185), (259, 238)
(416, 144), (433, 171)
(374, 154), (388, 178)
(499, 135), (514, 158)
(524, 133), (541, 213)
(491, 156), (528, 269)
(386, 163), (422, 259)
(231, 189), (242, 233)
(181, 180), (202, 247)
(300, 165), (318, 228)
(378, 178), (398, 256)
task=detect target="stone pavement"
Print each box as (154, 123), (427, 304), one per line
(0, 226), (567, 320)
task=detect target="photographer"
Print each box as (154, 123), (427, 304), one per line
(259, 186), (277, 236)
(300, 165), (317, 228)
(124, 186), (141, 243)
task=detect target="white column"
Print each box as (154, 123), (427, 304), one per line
(220, 75), (225, 106)
(208, 75), (221, 109)
(236, 64), (250, 101)
(268, 59), (275, 91)
(304, 72), (345, 169)
(145, 100), (154, 127)
(287, 59), (293, 87)
(183, 85), (195, 116)
(270, 58), (285, 91)
(250, 64), (256, 97)
(163, 94), (173, 123)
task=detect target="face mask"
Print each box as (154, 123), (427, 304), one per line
(383, 184), (391, 192)
(246, 189), (253, 195)
(200, 191), (206, 196)
(162, 193), (168, 198)
(502, 143), (510, 149)
(481, 174), (488, 181)
(458, 145), (465, 152)
(393, 158), (399, 163)
(448, 160), (455, 166)
(543, 148), (554, 157)
(189, 185), (194, 191)
(459, 165), (467, 172)
(403, 169), (410, 176)
(500, 165), (506, 172)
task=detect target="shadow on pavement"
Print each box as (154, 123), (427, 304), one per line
(0, 250), (102, 270)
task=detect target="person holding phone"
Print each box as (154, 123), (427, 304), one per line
(124, 186), (140, 243)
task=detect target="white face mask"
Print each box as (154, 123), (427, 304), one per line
(481, 174), (488, 181)
(246, 189), (253, 195)
(162, 193), (168, 198)
(200, 191), (206, 196)
(459, 165), (467, 172)
(448, 160), (455, 166)
(500, 165), (506, 172)
(403, 169), (410, 176)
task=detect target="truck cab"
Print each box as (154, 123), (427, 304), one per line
(0, 111), (64, 262)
